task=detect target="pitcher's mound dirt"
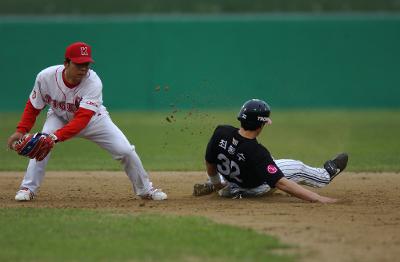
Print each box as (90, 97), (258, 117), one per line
(1, 171), (399, 262)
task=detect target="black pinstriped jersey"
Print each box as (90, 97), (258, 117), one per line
(205, 125), (284, 189)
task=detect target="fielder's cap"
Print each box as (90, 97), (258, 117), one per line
(65, 42), (94, 64)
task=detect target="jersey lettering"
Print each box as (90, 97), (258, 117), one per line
(227, 145), (236, 155)
(237, 152), (246, 161)
(217, 153), (242, 183)
(66, 103), (77, 112)
(85, 101), (98, 107)
(218, 139), (227, 149)
(59, 101), (66, 111)
(44, 94), (79, 113)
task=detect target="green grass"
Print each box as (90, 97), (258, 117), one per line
(0, 208), (293, 262)
(1, 110), (399, 172)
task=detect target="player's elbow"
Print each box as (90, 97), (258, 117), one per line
(275, 178), (290, 192)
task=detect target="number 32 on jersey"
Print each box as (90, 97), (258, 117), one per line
(217, 153), (242, 183)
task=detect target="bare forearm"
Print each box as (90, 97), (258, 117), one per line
(205, 161), (224, 189)
(276, 178), (337, 203)
(206, 162), (218, 177)
(278, 180), (320, 202)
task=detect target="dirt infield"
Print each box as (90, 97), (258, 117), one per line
(1, 171), (399, 262)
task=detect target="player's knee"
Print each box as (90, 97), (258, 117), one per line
(112, 143), (134, 160)
(290, 161), (305, 172)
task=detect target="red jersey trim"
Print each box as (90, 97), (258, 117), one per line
(16, 100), (42, 134)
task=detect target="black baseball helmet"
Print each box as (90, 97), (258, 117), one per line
(237, 99), (271, 130)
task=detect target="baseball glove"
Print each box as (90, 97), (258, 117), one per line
(12, 133), (56, 161)
(193, 182), (215, 196)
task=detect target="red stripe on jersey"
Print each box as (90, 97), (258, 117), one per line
(53, 107), (95, 142)
(16, 100), (42, 134)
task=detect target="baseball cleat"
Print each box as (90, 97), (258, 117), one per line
(141, 188), (168, 201)
(218, 184), (243, 199)
(217, 185), (233, 198)
(15, 188), (35, 201)
(324, 153), (349, 180)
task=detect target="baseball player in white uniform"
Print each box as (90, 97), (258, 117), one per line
(7, 42), (167, 201)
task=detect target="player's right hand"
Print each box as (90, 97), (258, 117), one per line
(7, 131), (25, 149)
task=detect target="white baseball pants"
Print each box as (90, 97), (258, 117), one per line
(275, 159), (330, 188)
(18, 111), (153, 196)
(219, 159), (330, 197)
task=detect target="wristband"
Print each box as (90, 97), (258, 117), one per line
(209, 174), (221, 185)
(49, 133), (58, 143)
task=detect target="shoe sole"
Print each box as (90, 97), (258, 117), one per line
(330, 153), (349, 179)
(334, 153), (349, 171)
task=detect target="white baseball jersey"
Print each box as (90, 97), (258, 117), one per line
(18, 65), (158, 197)
(29, 65), (107, 121)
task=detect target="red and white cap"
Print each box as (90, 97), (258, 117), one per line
(65, 42), (94, 64)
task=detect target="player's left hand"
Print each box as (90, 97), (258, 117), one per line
(193, 182), (225, 196)
(12, 132), (57, 161)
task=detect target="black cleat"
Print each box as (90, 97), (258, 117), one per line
(324, 153), (349, 180)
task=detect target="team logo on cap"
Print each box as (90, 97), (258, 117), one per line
(267, 164), (278, 174)
(80, 46), (89, 56)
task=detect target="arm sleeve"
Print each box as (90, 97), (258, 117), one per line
(79, 78), (103, 113)
(16, 72), (48, 133)
(53, 107), (95, 142)
(16, 99), (42, 134)
(29, 73), (46, 110)
(253, 149), (284, 188)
